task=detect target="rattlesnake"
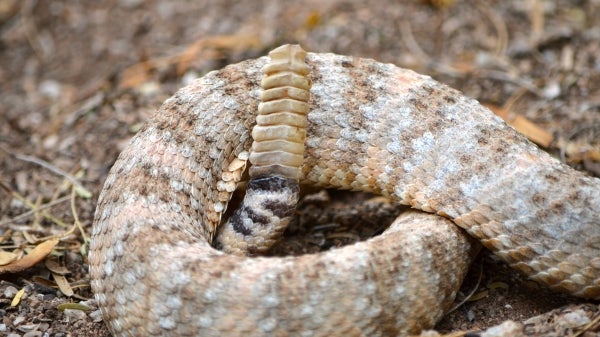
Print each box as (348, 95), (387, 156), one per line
(89, 45), (600, 336)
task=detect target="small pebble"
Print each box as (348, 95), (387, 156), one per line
(89, 309), (104, 323)
(17, 324), (38, 332)
(466, 309), (476, 322)
(541, 81), (561, 99)
(13, 316), (25, 326)
(38, 80), (62, 99)
(3, 286), (18, 299)
(63, 308), (87, 321)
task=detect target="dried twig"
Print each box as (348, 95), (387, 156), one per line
(0, 181), (69, 228)
(0, 195), (71, 227)
(475, 3), (508, 56)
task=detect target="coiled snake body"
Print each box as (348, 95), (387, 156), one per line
(90, 45), (600, 336)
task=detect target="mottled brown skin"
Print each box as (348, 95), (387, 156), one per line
(90, 51), (600, 336)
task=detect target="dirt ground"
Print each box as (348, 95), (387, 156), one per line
(1, 0), (599, 336)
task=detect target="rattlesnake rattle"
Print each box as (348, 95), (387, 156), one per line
(89, 45), (600, 336)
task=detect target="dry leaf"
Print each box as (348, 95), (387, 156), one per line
(119, 34), (261, 89)
(0, 229), (12, 244)
(467, 289), (490, 301)
(52, 273), (74, 297)
(23, 231), (38, 244)
(119, 62), (154, 90)
(486, 103), (554, 148)
(0, 237), (59, 274)
(32, 276), (58, 288)
(45, 255), (70, 275)
(174, 35), (260, 76)
(0, 250), (18, 265)
(423, 0), (455, 9)
(57, 302), (91, 312)
(10, 288), (25, 307)
(304, 11), (321, 29)
(73, 184), (92, 199)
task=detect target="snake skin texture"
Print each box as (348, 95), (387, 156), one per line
(89, 48), (600, 337)
(215, 45), (311, 255)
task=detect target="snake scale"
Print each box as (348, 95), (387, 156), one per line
(89, 45), (600, 336)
